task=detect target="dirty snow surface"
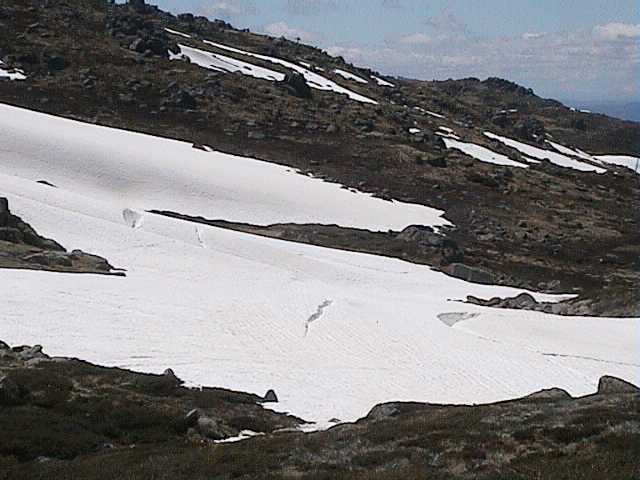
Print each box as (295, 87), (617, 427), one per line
(1, 105), (638, 427)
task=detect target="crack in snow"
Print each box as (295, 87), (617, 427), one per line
(304, 300), (332, 337)
(540, 352), (640, 368)
(451, 321), (640, 368)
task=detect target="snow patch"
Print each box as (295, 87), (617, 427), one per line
(333, 68), (369, 84)
(175, 44), (284, 81)
(214, 430), (264, 444)
(484, 132), (606, 173)
(202, 40), (378, 104)
(426, 110), (445, 119)
(0, 60), (26, 81)
(443, 137), (529, 168)
(372, 75), (395, 87)
(164, 27), (192, 38)
(595, 155), (640, 173)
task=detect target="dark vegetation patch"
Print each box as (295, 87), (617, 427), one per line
(1, 342), (638, 479)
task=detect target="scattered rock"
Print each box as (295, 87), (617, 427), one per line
(184, 408), (200, 428)
(427, 156), (447, 168)
(0, 375), (23, 405)
(163, 368), (182, 385)
(128, 0), (147, 14)
(281, 72), (311, 99)
(0, 197), (10, 226)
(525, 388), (572, 401)
(397, 225), (444, 247)
(248, 131), (267, 140)
(196, 416), (226, 440)
(367, 403), (400, 421)
(15, 344), (47, 361)
(597, 376), (639, 395)
(448, 263), (494, 284)
(46, 55), (67, 71)
(21, 251), (73, 268)
(262, 389), (278, 403)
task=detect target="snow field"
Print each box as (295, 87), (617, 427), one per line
(0, 104), (637, 427)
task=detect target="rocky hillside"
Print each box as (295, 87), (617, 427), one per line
(0, 197), (119, 275)
(1, 0), (639, 316)
(1, 341), (638, 479)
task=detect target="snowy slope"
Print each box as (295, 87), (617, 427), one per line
(1, 105), (637, 427)
(0, 104), (447, 232)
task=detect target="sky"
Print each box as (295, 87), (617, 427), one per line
(141, 0), (639, 102)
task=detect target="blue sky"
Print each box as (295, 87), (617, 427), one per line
(140, 0), (639, 102)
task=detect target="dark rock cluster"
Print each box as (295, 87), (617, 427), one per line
(0, 197), (117, 274)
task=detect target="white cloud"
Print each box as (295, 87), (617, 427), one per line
(326, 25), (639, 101)
(284, 0), (341, 14)
(264, 21), (315, 42)
(594, 23), (640, 41)
(522, 32), (545, 40)
(198, 1), (258, 20)
(399, 33), (432, 45)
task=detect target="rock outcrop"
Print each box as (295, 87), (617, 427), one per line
(0, 197), (121, 275)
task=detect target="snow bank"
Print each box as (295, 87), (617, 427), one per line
(484, 132), (606, 173)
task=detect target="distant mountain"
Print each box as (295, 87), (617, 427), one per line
(564, 100), (640, 123)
